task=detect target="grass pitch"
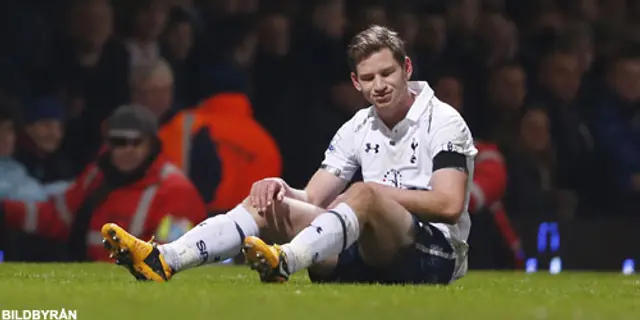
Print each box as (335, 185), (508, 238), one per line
(0, 263), (638, 319)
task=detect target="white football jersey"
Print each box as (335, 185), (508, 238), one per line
(321, 81), (477, 279)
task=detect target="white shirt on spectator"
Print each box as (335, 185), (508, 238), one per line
(125, 40), (160, 68)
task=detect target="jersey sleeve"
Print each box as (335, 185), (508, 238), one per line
(428, 116), (478, 160)
(320, 120), (360, 181)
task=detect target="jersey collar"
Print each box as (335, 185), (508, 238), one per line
(368, 81), (434, 130)
(405, 81), (434, 122)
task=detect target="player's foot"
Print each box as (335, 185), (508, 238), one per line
(242, 236), (290, 283)
(101, 223), (173, 282)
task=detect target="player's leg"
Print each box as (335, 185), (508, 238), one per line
(312, 183), (457, 284)
(243, 182), (420, 282)
(101, 197), (325, 282)
(157, 197), (325, 271)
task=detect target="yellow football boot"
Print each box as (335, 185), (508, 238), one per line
(242, 236), (290, 283)
(101, 223), (173, 282)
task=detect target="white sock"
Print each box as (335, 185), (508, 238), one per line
(158, 205), (259, 272)
(281, 203), (360, 274)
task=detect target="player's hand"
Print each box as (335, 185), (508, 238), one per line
(249, 178), (289, 212)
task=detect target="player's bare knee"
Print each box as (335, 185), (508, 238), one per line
(266, 197), (328, 244)
(342, 182), (378, 217)
(240, 197), (267, 228)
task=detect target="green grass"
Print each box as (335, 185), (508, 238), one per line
(0, 263), (639, 319)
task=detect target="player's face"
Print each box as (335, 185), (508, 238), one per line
(351, 48), (412, 110)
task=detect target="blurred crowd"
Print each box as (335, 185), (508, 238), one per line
(0, 0), (638, 266)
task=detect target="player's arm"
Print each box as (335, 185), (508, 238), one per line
(371, 118), (475, 224)
(277, 168), (349, 208)
(371, 159), (468, 224)
(302, 120), (360, 208)
(303, 169), (350, 208)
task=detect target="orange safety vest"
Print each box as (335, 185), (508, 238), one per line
(159, 93), (282, 211)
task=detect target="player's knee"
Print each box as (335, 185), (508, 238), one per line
(241, 196), (251, 207)
(240, 196), (278, 216)
(240, 196), (292, 231)
(240, 197), (264, 224)
(344, 182), (378, 212)
(240, 197), (255, 214)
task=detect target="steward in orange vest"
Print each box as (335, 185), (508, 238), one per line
(159, 93), (282, 212)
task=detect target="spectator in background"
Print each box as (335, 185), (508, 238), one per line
(393, 5), (420, 79)
(393, 7), (419, 51)
(193, 14), (257, 102)
(434, 75), (464, 112)
(0, 105), (50, 202)
(525, 6), (566, 35)
(1, 105), (207, 262)
(518, 7), (565, 76)
(599, 0), (627, 31)
(532, 47), (593, 211)
(252, 8), (294, 131)
(591, 49), (640, 213)
(6, 99), (74, 262)
(477, 12), (519, 70)
(558, 0), (599, 24)
(130, 58), (176, 124)
(535, 48), (582, 116)
(564, 24), (596, 76)
(287, 0), (366, 188)
(203, 0), (258, 15)
(444, 0), (481, 67)
(414, 14), (448, 83)
(122, 0), (169, 68)
(160, 7), (194, 109)
(468, 135), (524, 270)
(351, 1), (388, 35)
(560, 24), (598, 101)
(54, 0), (129, 172)
(252, 7), (312, 188)
(168, 0), (194, 12)
(194, 0), (255, 27)
(503, 108), (560, 219)
(294, 0), (364, 116)
(159, 92), (282, 214)
(481, 63), (527, 147)
(14, 98), (74, 194)
(460, 11), (519, 111)
(446, 0), (480, 39)
(164, 0), (200, 33)
(0, 59), (28, 129)
(481, 0), (504, 13)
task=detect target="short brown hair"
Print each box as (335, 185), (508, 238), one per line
(347, 25), (407, 73)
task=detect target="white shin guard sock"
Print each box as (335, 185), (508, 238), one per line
(282, 203), (360, 274)
(159, 205), (259, 272)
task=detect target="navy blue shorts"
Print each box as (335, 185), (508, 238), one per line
(308, 215), (456, 285)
